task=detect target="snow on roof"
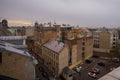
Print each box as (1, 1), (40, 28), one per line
(98, 67), (120, 80)
(94, 29), (101, 33)
(108, 30), (118, 34)
(0, 41), (33, 59)
(61, 25), (73, 28)
(43, 40), (65, 53)
(43, 24), (51, 27)
(67, 37), (74, 40)
(42, 22), (56, 27)
(0, 36), (27, 40)
(0, 40), (26, 48)
(82, 28), (91, 33)
(94, 29), (118, 35)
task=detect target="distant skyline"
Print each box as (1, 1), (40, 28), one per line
(0, 0), (120, 27)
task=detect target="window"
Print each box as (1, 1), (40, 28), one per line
(112, 46), (115, 48)
(82, 47), (85, 51)
(56, 55), (57, 60)
(54, 54), (55, 59)
(83, 38), (85, 41)
(69, 74), (72, 77)
(113, 38), (115, 41)
(113, 35), (115, 37)
(82, 52), (85, 58)
(0, 52), (2, 63)
(97, 44), (99, 48)
(93, 44), (99, 48)
(97, 40), (99, 43)
(97, 37), (100, 39)
(113, 42), (115, 45)
(68, 50), (72, 65)
(82, 42), (85, 46)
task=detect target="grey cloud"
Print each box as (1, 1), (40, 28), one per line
(0, 0), (120, 27)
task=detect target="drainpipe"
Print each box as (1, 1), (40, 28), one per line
(23, 39), (26, 45)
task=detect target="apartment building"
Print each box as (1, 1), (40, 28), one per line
(41, 36), (93, 75)
(0, 49), (36, 80)
(42, 40), (69, 75)
(34, 22), (93, 76)
(93, 28), (119, 53)
(0, 36), (37, 80)
(26, 26), (35, 37)
(118, 28), (120, 40)
(0, 20), (37, 80)
(66, 36), (93, 68)
(16, 26), (26, 36)
(34, 22), (61, 62)
(60, 25), (92, 42)
(60, 24), (74, 41)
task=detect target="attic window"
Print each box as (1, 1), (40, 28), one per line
(113, 35), (115, 37)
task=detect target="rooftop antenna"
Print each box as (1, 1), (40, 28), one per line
(54, 20), (56, 24)
(49, 21), (51, 27)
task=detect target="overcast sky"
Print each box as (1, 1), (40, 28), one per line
(0, 0), (120, 27)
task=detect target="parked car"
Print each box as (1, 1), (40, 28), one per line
(101, 57), (111, 60)
(97, 62), (105, 67)
(85, 59), (93, 63)
(92, 55), (99, 58)
(39, 66), (44, 72)
(42, 72), (49, 78)
(49, 77), (55, 80)
(112, 58), (120, 63)
(88, 72), (96, 78)
(110, 67), (116, 71)
(88, 68), (100, 78)
(91, 68), (100, 74)
(75, 66), (82, 73)
(35, 77), (41, 80)
(76, 67), (81, 73)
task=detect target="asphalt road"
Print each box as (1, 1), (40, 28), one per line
(73, 58), (111, 80)
(35, 61), (54, 80)
(35, 57), (118, 80)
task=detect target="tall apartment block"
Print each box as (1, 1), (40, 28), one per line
(93, 27), (119, 53)
(34, 22), (93, 76)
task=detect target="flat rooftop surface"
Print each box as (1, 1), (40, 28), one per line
(98, 66), (120, 80)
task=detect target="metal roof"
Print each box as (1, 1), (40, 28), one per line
(0, 40), (33, 59)
(98, 67), (120, 80)
(43, 40), (65, 53)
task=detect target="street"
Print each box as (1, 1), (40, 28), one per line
(73, 57), (111, 80)
(35, 61), (54, 80)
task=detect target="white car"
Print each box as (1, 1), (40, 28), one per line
(76, 67), (80, 72)
(110, 68), (116, 71)
(76, 66), (82, 73)
(88, 72), (96, 78)
(112, 58), (120, 62)
(79, 66), (82, 69)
